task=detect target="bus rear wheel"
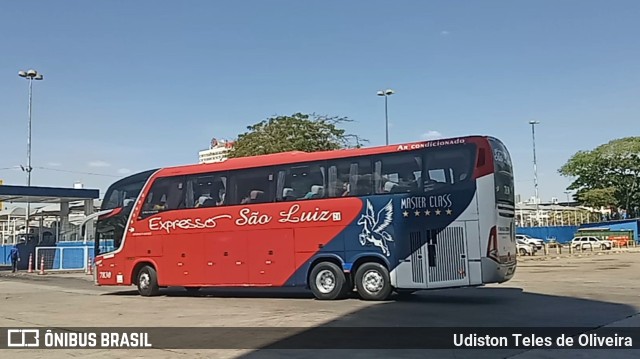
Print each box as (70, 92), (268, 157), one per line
(137, 265), (160, 297)
(354, 262), (392, 301)
(309, 262), (348, 300)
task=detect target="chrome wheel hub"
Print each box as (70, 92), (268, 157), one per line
(139, 273), (150, 290)
(316, 269), (336, 294)
(363, 270), (384, 294)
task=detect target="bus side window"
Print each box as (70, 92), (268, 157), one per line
(327, 161), (351, 198)
(423, 146), (474, 192)
(278, 163), (326, 200)
(187, 173), (227, 208)
(139, 176), (186, 219)
(229, 169), (275, 205)
(374, 153), (422, 194)
(327, 159), (372, 197)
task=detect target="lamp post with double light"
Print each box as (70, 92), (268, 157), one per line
(377, 89), (394, 145)
(18, 69), (44, 233)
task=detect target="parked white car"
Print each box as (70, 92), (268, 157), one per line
(516, 241), (536, 256)
(516, 234), (545, 249)
(570, 236), (613, 250)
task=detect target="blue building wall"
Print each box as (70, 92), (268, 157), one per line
(0, 245), (9, 265)
(578, 219), (640, 241)
(517, 219), (640, 244)
(516, 226), (578, 243)
(0, 241), (94, 269)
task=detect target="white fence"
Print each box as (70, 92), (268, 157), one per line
(34, 246), (90, 271)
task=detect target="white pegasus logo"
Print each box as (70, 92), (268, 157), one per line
(357, 199), (394, 256)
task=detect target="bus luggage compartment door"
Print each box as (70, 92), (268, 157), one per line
(425, 224), (470, 289)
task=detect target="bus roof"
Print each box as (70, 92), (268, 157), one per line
(157, 135), (491, 177)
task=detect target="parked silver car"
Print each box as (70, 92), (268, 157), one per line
(570, 236), (613, 250)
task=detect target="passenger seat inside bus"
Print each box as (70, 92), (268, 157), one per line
(384, 181), (398, 192)
(303, 185), (324, 199)
(241, 190), (266, 204)
(282, 188), (296, 201)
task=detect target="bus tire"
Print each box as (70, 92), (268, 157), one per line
(137, 265), (160, 297)
(354, 262), (392, 301)
(309, 262), (347, 300)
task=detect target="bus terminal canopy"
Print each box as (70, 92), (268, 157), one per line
(0, 185), (100, 204)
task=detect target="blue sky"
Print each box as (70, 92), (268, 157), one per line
(1, 0), (639, 202)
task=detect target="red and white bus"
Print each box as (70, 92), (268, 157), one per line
(94, 135), (516, 300)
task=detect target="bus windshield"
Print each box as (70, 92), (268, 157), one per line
(96, 169), (157, 255)
(488, 137), (514, 204)
(102, 169), (158, 210)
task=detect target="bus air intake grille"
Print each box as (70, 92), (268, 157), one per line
(409, 231), (425, 284)
(428, 226), (466, 283)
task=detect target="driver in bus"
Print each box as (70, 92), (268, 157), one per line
(152, 195), (167, 211)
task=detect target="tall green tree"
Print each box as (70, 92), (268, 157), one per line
(228, 113), (367, 158)
(558, 137), (640, 216)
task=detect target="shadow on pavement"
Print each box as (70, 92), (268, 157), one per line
(230, 286), (638, 359)
(103, 286), (317, 299)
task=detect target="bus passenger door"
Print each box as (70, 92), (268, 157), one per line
(425, 224), (470, 289)
(205, 232), (249, 285)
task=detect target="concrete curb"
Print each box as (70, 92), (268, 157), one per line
(0, 270), (93, 281)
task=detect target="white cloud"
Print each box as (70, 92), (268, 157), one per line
(441, 30), (450, 36)
(47, 162), (62, 167)
(117, 168), (132, 175)
(421, 130), (444, 140)
(88, 160), (111, 168)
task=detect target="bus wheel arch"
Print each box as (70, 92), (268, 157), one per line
(351, 257), (392, 301)
(307, 257), (349, 300)
(132, 262), (160, 297)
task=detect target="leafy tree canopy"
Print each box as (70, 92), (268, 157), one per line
(228, 113), (367, 158)
(558, 136), (640, 214)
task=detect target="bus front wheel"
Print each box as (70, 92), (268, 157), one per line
(309, 262), (348, 300)
(137, 265), (160, 297)
(354, 262), (392, 301)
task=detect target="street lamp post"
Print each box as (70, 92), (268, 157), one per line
(18, 69), (43, 233)
(529, 120), (540, 224)
(377, 89), (394, 145)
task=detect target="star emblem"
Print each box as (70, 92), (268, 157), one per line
(414, 210), (420, 217)
(435, 209), (441, 215)
(446, 208), (452, 215)
(424, 210), (431, 216)
(402, 211), (409, 217)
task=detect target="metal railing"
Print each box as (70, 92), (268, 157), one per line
(517, 240), (638, 258)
